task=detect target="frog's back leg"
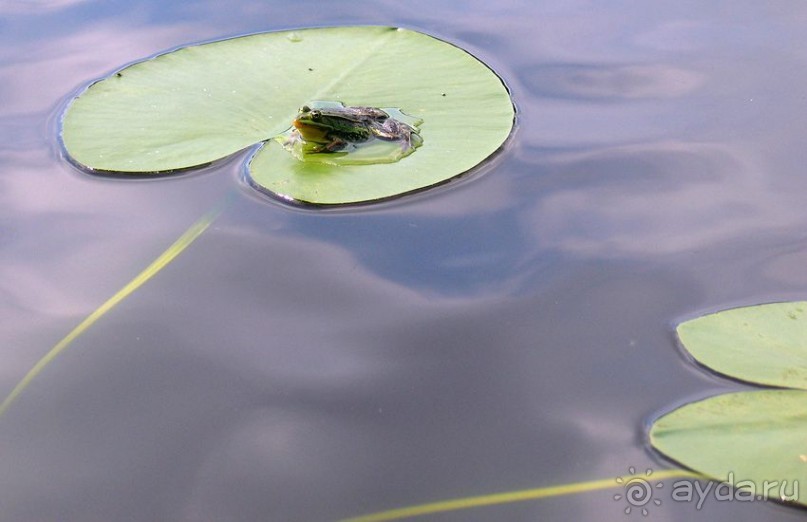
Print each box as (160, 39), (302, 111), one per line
(396, 127), (422, 152)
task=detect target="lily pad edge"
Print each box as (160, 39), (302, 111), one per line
(59, 25), (518, 187)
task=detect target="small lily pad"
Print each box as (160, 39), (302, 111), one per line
(649, 302), (807, 506)
(650, 390), (805, 503)
(61, 26), (515, 205)
(677, 301), (807, 389)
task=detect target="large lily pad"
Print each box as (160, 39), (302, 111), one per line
(61, 26), (515, 205)
(650, 302), (807, 506)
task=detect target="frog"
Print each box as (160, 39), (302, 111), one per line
(291, 103), (422, 154)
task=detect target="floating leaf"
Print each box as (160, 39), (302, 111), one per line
(677, 301), (807, 389)
(61, 26), (515, 205)
(649, 301), (807, 507)
(650, 390), (805, 503)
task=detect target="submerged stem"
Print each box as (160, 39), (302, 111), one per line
(340, 469), (702, 522)
(0, 198), (229, 418)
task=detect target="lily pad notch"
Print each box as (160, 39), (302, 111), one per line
(61, 26), (516, 206)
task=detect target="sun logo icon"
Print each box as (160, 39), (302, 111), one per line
(613, 466), (663, 516)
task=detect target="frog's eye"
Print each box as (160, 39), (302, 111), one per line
(300, 105), (311, 113)
(374, 114), (388, 121)
(309, 110), (321, 121)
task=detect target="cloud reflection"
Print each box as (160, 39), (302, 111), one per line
(0, 0), (94, 14)
(527, 141), (801, 258)
(0, 21), (200, 117)
(524, 63), (703, 101)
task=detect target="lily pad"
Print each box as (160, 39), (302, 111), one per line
(677, 301), (807, 389)
(61, 26), (515, 205)
(649, 302), (807, 506)
(650, 390), (805, 503)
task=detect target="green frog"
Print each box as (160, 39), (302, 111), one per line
(291, 103), (422, 154)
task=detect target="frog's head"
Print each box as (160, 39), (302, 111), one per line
(293, 105), (372, 144)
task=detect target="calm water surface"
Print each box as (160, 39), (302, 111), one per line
(3, 1), (807, 521)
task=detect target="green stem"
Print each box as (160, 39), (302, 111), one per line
(0, 199), (228, 418)
(340, 469), (703, 522)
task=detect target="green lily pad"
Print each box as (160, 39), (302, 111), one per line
(650, 390), (805, 503)
(649, 302), (807, 506)
(677, 301), (807, 389)
(61, 26), (515, 205)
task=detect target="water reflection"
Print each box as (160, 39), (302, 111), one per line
(523, 63), (703, 101)
(762, 244), (807, 286)
(0, 226), (572, 520)
(0, 0), (95, 14)
(0, 22), (205, 118)
(525, 141), (800, 258)
(4, 1), (807, 520)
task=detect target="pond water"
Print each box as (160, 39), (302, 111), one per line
(3, 1), (807, 521)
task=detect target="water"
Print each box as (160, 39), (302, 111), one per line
(3, 1), (807, 520)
